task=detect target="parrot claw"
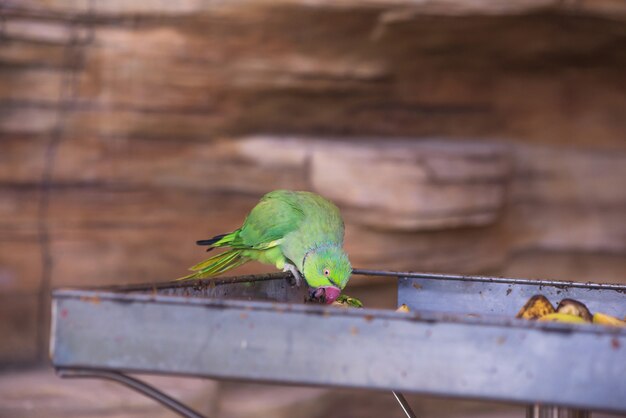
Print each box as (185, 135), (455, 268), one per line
(283, 264), (303, 287)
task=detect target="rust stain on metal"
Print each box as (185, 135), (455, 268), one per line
(496, 336), (507, 345)
(272, 303), (286, 313)
(413, 283), (422, 290)
(350, 326), (359, 335)
(611, 337), (621, 350)
(363, 314), (375, 323)
(239, 312), (248, 319)
(80, 295), (101, 304)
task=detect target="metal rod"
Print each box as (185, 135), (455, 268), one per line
(56, 368), (207, 418)
(393, 391), (418, 418)
(352, 269), (626, 291)
(55, 269), (626, 295)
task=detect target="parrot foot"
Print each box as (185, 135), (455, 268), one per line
(283, 263), (303, 287)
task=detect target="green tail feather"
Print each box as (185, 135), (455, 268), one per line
(176, 249), (248, 281)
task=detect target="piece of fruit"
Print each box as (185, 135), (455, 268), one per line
(538, 313), (588, 324)
(593, 312), (626, 327)
(396, 304), (410, 313)
(333, 294), (363, 308)
(556, 298), (592, 322)
(516, 295), (555, 319)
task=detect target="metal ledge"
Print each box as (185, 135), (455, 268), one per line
(50, 271), (626, 413)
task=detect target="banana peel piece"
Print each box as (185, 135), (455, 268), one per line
(396, 304), (410, 313)
(516, 295), (624, 327)
(593, 312), (626, 327)
(556, 298), (592, 322)
(516, 295), (555, 320)
(538, 313), (588, 324)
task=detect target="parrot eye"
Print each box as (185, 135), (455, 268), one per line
(323, 268), (330, 277)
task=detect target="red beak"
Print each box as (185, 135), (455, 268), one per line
(313, 286), (341, 304)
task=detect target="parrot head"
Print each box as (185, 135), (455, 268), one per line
(302, 245), (352, 304)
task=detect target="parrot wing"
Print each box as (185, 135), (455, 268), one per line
(230, 190), (305, 250)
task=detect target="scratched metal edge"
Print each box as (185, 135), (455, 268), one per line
(50, 297), (626, 413)
(50, 288), (626, 337)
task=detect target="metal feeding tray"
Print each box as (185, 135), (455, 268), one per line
(50, 270), (626, 418)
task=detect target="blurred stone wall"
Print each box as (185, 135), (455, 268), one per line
(1, 0), (625, 366)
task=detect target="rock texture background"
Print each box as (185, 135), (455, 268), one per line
(1, 0), (625, 372)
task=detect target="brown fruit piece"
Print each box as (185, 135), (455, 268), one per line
(516, 295), (555, 320)
(556, 298), (592, 322)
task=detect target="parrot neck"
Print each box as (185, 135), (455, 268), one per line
(301, 243), (338, 272)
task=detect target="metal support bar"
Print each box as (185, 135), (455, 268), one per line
(56, 368), (207, 418)
(393, 391), (418, 418)
(526, 405), (590, 418)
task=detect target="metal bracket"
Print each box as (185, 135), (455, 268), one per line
(56, 368), (207, 418)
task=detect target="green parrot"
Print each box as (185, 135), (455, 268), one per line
(179, 190), (352, 304)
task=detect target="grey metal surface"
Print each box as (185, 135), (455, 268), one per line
(394, 272), (626, 317)
(51, 286), (626, 413)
